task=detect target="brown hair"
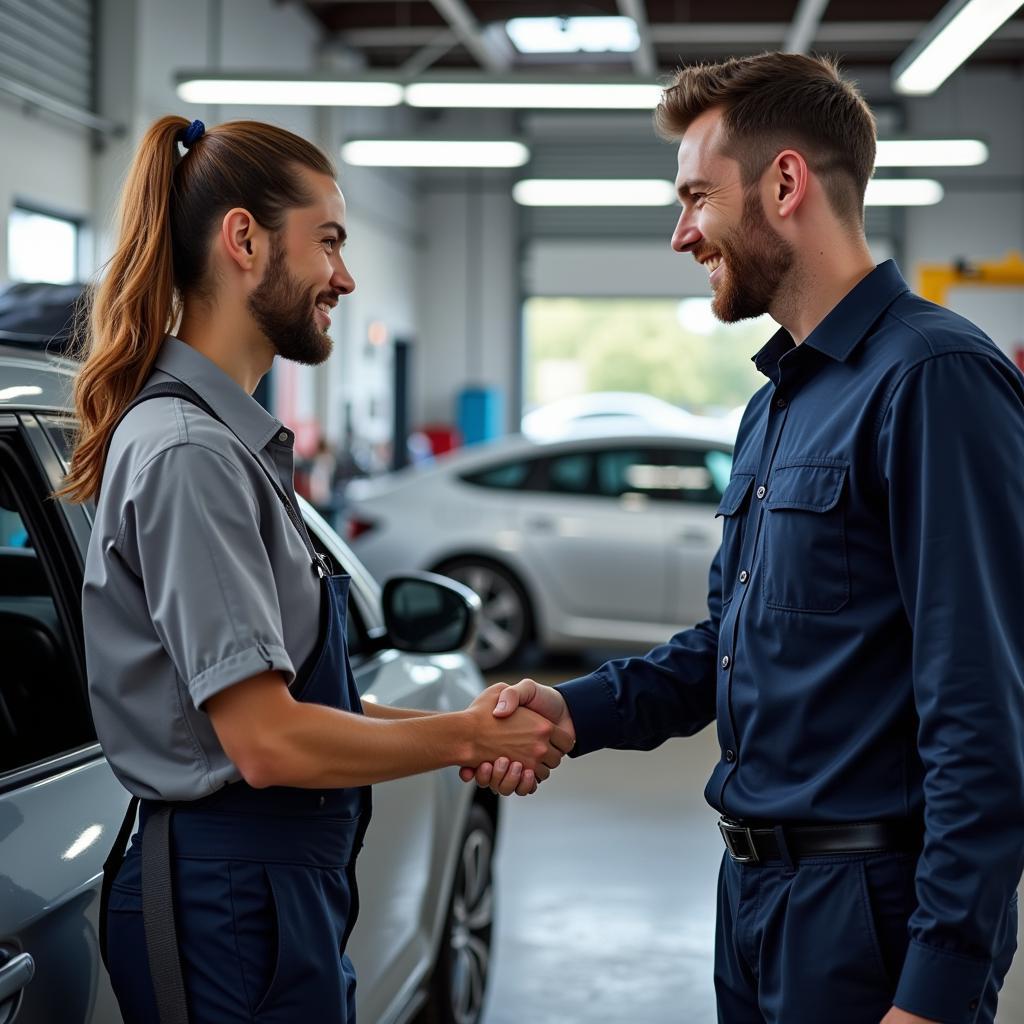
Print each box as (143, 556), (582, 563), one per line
(655, 52), (876, 225)
(56, 116), (335, 503)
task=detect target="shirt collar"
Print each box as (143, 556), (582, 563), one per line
(153, 336), (287, 455)
(754, 260), (910, 378)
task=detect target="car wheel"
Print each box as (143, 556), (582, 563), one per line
(435, 559), (530, 672)
(420, 804), (496, 1024)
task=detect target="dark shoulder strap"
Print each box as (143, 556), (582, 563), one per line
(115, 382), (327, 577)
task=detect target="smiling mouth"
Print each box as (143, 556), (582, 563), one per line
(315, 299), (333, 327)
(703, 255), (724, 276)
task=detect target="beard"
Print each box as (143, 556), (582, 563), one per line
(247, 233), (333, 366)
(710, 190), (795, 324)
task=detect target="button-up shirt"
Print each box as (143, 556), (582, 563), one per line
(83, 336), (322, 802)
(558, 262), (1024, 1021)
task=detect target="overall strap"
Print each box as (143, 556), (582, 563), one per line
(99, 794), (140, 972)
(116, 381), (329, 577)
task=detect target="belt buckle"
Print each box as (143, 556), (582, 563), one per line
(719, 818), (759, 864)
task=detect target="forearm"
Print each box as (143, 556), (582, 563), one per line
(361, 700), (437, 721)
(254, 701), (470, 789)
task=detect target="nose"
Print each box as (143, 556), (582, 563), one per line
(332, 255), (355, 296)
(671, 209), (702, 254)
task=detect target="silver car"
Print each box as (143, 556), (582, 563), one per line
(0, 340), (498, 1024)
(345, 430), (734, 671)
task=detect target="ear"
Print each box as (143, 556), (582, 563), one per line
(220, 208), (258, 272)
(770, 150), (809, 220)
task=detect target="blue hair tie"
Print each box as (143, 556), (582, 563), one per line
(179, 119), (205, 150)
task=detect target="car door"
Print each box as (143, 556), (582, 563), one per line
(0, 412), (126, 1024)
(658, 442), (734, 627)
(516, 444), (672, 629)
(302, 505), (473, 1024)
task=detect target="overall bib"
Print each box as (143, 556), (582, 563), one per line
(99, 383), (372, 1024)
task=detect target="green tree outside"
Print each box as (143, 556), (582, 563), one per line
(525, 297), (774, 415)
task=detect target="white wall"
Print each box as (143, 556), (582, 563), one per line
(0, 104), (93, 282)
(414, 177), (520, 431)
(901, 67), (1024, 357)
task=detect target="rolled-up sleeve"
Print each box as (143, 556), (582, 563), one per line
(878, 350), (1024, 1022)
(115, 441), (297, 708)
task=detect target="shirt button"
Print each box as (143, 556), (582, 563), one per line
(318, 795), (326, 808)
(724, 749), (736, 763)
(756, 485), (767, 500)
(721, 655), (730, 669)
(739, 570), (749, 584)
(775, 397), (787, 409)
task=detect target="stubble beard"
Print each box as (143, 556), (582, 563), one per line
(711, 190), (795, 324)
(247, 232), (333, 367)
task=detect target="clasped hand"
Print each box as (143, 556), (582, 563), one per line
(460, 679), (576, 797)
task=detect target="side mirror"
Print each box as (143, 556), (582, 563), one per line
(381, 572), (481, 655)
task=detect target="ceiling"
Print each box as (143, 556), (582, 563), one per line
(298, 1), (1024, 74)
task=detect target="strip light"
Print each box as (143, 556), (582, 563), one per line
(405, 81), (662, 109)
(893, 0), (1024, 95)
(177, 79), (403, 106)
(505, 16), (640, 54)
(865, 179), (945, 206)
(341, 139), (529, 168)
(513, 179), (675, 206)
(875, 139), (988, 166)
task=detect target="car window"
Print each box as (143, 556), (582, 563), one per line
(461, 459), (534, 490)
(654, 447), (733, 504)
(547, 452), (593, 494)
(0, 451), (94, 774)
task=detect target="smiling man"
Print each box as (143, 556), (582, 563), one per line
(63, 116), (572, 1024)
(470, 53), (1024, 1024)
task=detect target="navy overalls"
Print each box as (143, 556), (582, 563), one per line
(100, 384), (371, 1024)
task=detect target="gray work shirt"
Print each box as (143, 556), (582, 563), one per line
(82, 336), (323, 801)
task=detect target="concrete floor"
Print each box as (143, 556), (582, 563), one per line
(480, 661), (1024, 1024)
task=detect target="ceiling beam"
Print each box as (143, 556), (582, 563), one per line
(784, 0), (830, 54)
(427, 0), (512, 70)
(617, 0), (657, 76)
(336, 20), (1024, 50)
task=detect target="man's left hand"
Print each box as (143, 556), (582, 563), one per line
(880, 1008), (941, 1024)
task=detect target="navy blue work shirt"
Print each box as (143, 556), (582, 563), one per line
(558, 261), (1024, 1022)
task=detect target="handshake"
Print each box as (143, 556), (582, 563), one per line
(458, 680), (575, 797)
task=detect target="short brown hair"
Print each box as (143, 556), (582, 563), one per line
(655, 52), (876, 225)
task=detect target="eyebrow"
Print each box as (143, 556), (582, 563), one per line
(317, 221), (348, 242)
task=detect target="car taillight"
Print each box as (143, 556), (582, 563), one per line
(347, 517), (377, 542)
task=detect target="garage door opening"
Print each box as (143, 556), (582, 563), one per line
(523, 296), (775, 432)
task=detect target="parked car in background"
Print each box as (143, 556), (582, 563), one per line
(346, 430), (735, 671)
(0, 341), (498, 1024)
(521, 391), (736, 442)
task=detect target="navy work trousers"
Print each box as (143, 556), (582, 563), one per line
(715, 851), (1018, 1024)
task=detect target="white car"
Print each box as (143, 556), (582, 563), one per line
(345, 431), (734, 671)
(521, 391), (734, 442)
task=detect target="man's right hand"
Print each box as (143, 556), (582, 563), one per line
(460, 680), (577, 796)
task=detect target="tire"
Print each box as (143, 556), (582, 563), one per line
(434, 558), (531, 672)
(419, 804), (496, 1024)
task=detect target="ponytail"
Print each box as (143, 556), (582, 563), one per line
(57, 115), (188, 503)
(56, 115), (335, 504)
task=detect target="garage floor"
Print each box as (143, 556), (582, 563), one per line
(480, 661), (1024, 1024)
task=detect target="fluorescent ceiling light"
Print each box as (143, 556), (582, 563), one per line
(893, 0), (1024, 95)
(513, 179), (675, 206)
(405, 81), (661, 109)
(341, 139), (529, 168)
(177, 79), (403, 106)
(875, 139), (989, 166)
(506, 16), (639, 54)
(865, 179), (945, 206)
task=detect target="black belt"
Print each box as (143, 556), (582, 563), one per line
(718, 817), (922, 864)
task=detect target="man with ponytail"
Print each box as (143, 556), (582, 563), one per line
(62, 116), (572, 1024)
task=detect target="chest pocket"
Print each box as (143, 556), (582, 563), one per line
(762, 461), (849, 613)
(715, 472), (754, 605)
